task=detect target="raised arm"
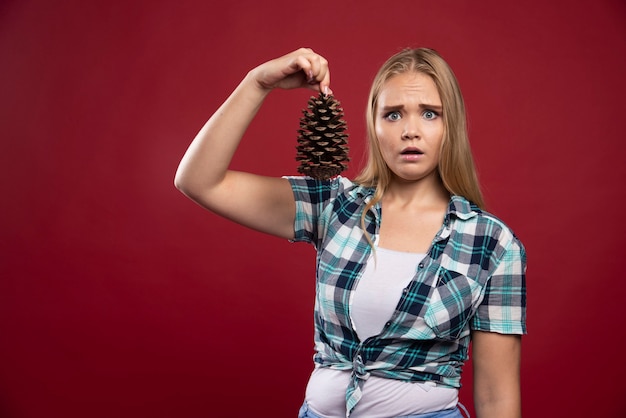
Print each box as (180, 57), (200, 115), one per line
(174, 48), (331, 239)
(472, 331), (522, 418)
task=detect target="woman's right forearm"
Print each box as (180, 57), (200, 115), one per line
(174, 72), (270, 197)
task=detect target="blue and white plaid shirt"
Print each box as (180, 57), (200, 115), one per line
(287, 176), (527, 416)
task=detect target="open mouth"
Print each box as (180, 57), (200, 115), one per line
(401, 147), (424, 155)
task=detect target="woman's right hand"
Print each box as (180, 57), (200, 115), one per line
(249, 47), (332, 95)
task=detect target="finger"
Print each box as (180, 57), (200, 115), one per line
(312, 58), (332, 95)
(318, 58), (331, 95)
(299, 53), (330, 92)
(292, 54), (313, 81)
(287, 49), (332, 94)
(292, 49), (324, 82)
(307, 55), (322, 84)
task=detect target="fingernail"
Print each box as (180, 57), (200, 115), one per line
(307, 70), (314, 82)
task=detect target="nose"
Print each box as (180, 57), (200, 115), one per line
(401, 115), (421, 140)
(401, 130), (419, 140)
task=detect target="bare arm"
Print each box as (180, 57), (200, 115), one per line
(174, 48), (331, 239)
(472, 331), (522, 418)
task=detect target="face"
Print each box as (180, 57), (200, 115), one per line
(374, 71), (444, 184)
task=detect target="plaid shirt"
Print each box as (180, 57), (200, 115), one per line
(287, 176), (527, 416)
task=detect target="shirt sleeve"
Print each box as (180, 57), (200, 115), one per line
(284, 176), (342, 248)
(470, 232), (527, 335)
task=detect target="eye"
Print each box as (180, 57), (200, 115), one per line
(423, 110), (439, 120)
(384, 111), (401, 121)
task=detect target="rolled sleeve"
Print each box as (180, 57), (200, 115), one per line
(284, 176), (345, 248)
(471, 235), (527, 335)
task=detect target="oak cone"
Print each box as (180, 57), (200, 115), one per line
(296, 93), (349, 180)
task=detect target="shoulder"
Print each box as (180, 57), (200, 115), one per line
(283, 175), (372, 203)
(449, 195), (525, 251)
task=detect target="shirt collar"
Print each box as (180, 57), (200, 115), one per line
(349, 182), (479, 222)
(447, 195), (480, 221)
(351, 183), (375, 200)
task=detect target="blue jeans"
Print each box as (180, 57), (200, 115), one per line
(297, 401), (466, 418)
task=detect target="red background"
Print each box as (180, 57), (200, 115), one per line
(1, 1), (625, 417)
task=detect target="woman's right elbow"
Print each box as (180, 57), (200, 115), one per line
(173, 172), (196, 198)
(173, 171), (186, 192)
(174, 174), (217, 209)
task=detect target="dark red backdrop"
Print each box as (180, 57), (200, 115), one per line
(2, 1), (625, 417)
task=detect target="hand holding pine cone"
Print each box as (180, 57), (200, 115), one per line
(296, 93), (349, 180)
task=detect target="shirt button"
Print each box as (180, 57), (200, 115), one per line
(385, 322), (391, 327)
(418, 263), (424, 269)
(402, 288), (408, 293)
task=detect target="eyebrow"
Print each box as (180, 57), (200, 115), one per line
(380, 104), (443, 112)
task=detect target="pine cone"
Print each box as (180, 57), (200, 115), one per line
(296, 92), (349, 180)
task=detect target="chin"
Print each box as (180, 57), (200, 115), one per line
(391, 169), (439, 184)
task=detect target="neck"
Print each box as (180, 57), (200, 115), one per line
(384, 174), (450, 209)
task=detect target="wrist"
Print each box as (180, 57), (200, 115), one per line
(244, 69), (273, 97)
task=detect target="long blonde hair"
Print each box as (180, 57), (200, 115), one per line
(354, 47), (484, 233)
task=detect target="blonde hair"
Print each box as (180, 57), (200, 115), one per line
(355, 48), (484, 227)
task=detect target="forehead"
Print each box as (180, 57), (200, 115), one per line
(377, 71), (441, 105)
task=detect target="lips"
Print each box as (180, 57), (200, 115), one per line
(400, 147), (424, 155)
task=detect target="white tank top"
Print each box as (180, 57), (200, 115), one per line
(351, 247), (424, 341)
(305, 247), (459, 417)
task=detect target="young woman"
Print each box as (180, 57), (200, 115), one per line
(175, 47), (526, 418)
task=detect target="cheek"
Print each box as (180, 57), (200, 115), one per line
(374, 124), (385, 141)
(428, 124), (445, 149)
(376, 136), (394, 159)
(374, 126), (389, 150)
(427, 120), (444, 136)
